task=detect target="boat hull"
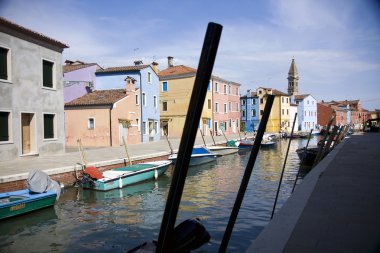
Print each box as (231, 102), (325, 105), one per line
(207, 146), (239, 156)
(0, 190), (57, 220)
(169, 154), (217, 166)
(82, 161), (172, 191)
(296, 147), (318, 165)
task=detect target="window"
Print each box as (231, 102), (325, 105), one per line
(136, 118), (140, 131)
(229, 119), (232, 128)
(163, 101), (168, 111)
(287, 109), (289, 115)
(0, 47), (10, 81)
(223, 84), (227, 94)
(42, 60), (54, 88)
(88, 118), (94, 129)
(260, 98), (264, 104)
(135, 94), (139, 105)
(282, 97), (284, 103)
(147, 72), (152, 83)
(0, 111), (11, 142)
(241, 110), (246, 117)
(208, 99), (211, 109)
(236, 103), (239, 111)
(142, 93), (146, 106)
(154, 96), (157, 109)
(228, 85), (231, 94)
(260, 110), (264, 116)
(43, 114), (55, 139)
(162, 81), (168, 92)
(229, 102), (232, 112)
(223, 103), (227, 113)
(241, 100), (246, 106)
(215, 102), (219, 113)
(282, 109), (284, 115)
(259, 90), (262, 95)
(143, 121), (147, 134)
(251, 109), (256, 117)
(253, 99), (256, 105)
(215, 82), (218, 92)
(286, 98), (289, 103)
(236, 87), (239, 95)
(154, 121), (158, 134)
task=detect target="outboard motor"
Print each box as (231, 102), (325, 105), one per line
(172, 218), (211, 252)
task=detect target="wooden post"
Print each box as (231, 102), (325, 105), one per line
(164, 129), (173, 154)
(210, 129), (216, 145)
(122, 136), (132, 166)
(199, 128), (207, 146)
(77, 139), (87, 168)
(313, 117), (334, 167)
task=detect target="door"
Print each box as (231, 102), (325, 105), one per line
(149, 121), (154, 141)
(203, 119), (207, 136)
(21, 113), (32, 154)
(119, 122), (128, 146)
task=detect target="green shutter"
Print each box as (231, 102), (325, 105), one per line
(43, 60), (53, 88)
(44, 114), (54, 139)
(0, 48), (8, 80)
(0, 112), (9, 141)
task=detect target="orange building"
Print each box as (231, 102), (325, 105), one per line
(65, 77), (141, 147)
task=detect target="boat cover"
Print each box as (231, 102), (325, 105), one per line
(27, 169), (61, 199)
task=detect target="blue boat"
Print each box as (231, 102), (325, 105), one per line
(80, 160), (172, 191)
(168, 147), (218, 166)
(0, 189), (57, 220)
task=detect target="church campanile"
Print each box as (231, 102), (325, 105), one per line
(287, 58), (299, 96)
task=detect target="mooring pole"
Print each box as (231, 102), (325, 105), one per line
(218, 95), (275, 253)
(164, 129), (174, 155)
(210, 129), (217, 145)
(199, 128), (207, 146)
(156, 22), (222, 253)
(270, 112), (297, 219)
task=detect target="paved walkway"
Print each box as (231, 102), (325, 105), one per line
(247, 132), (380, 253)
(0, 133), (247, 183)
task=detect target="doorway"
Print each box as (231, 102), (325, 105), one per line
(21, 113), (36, 155)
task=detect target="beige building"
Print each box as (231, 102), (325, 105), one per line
(65, 77), (141, 147)
(158, 57), (212, 137)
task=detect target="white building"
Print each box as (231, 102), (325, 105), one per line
(0, 17), (68, 160)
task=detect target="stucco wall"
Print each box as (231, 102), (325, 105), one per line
(64, 65), (99, 102)
(0, 31), (65, 160)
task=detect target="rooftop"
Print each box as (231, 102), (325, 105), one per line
(65, 89), (129, 107)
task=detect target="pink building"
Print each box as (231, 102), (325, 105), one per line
(64, 77), (141, 147)
(211, 76), (241, 135)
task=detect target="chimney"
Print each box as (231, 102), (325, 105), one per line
(151, 61), (159, 74)
(134, 60), (143, 66)
(168, 56), (174, 67)
(125, 76), (136, 93)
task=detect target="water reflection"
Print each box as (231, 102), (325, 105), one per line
(0, 137), (317, 253)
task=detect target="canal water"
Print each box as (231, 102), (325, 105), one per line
(0, 137), (318, 253)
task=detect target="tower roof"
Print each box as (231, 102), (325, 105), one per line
(288, 58), (299, 77)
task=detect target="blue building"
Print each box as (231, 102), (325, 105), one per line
(240, 90), (259, 132)
(95, 61), (160, 143)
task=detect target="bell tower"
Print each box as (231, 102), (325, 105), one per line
(287, 58), (299, 96)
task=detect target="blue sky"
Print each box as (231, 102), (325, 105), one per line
(1, 0), (380, 110)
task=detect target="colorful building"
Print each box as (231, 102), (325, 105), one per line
(158, 57), (212, 137)
(240, 90), (259, 132)
(257, 87), (291, 133)
(63, 60), (102, 103)
(65, 77), (140, 147)
(294, 94), (318, 131)
(95, 61), (160, 142)
(0, 17), (68, 160)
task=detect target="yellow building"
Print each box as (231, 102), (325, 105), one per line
(158, 58), (212, 137)
(257, 87), (291, 133)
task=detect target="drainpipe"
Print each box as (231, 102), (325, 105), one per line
(109, 104), (113, 146)
(139, 72), (143, 143)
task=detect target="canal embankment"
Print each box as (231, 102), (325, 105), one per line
(0, 133), (250, 192)
(247, 132), (380, 253)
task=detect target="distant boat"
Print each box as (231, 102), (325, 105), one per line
(168, 147), (218, 166)
(0, 170), (61, 220)
(261, 140), (276, 147)
(236, 140), (254, 148)
(80, 160), (172, 191)
(207, 145), (239, 156)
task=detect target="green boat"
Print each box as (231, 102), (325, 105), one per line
(80, 160), (172, 191)
(0, 189), (57, 220)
